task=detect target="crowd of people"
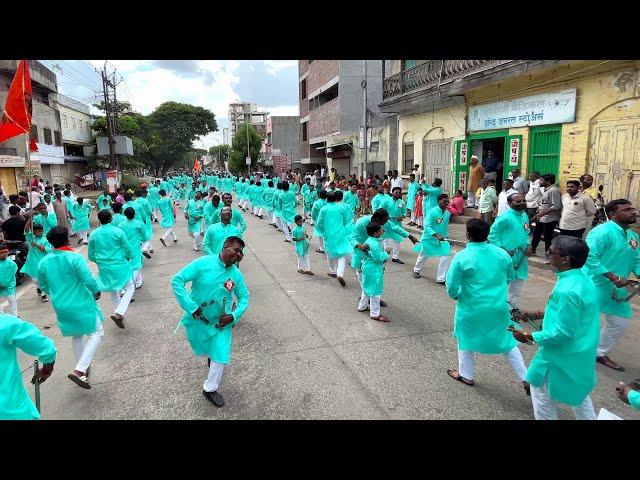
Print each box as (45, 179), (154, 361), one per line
(1, 165), (639, 420)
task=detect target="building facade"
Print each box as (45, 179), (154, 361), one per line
(380, 60), (640, 208)
(261, 115), (300, 171)
(298, 60), (389, 178)
(0, 60), (62, 195)
(228, 102), (269, 141)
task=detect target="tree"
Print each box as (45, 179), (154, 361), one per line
(148, 102), (217, 175)
(209, 144), (231, 169)
(182, 148), (208, 170)
(229, 124), (262, 173)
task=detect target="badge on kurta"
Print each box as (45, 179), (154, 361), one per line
(630, 239), (638, 249)
(224, 279), (235, 292)
(524, 223), (530, 231)
(436, 217), (443, 225)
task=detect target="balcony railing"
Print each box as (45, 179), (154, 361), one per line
(382, 60), (513, 100)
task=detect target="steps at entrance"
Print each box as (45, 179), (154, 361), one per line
(450, 207), (482, 224)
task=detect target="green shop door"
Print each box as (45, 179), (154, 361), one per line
(528, 125), (561, 178)
(454, 139), (471, 192)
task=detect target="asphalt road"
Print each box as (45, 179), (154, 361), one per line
(15, 200), (640, 420)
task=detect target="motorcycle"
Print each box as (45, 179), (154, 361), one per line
(591, 185), (608, 227)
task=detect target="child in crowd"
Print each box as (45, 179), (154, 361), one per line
(292, 215), (313, 275)
(357, 222), (390, 322)
(0, 243), (18, 316)
(414, 190), (424, 229)
(21, 217), (52, 303)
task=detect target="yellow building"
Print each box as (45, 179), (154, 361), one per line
(381, 60), (640, 206)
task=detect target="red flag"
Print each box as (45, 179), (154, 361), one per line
(193, 157), (201, 172)
(0, 60), (33, 144)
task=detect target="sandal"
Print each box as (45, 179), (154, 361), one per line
(68, 373), (91, 389)
(447, 369), (474, 386)
(371, 315), (389, 322)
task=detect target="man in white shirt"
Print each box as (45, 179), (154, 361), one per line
(27, 187), (41, 209)
(496, 178), (518, 217)
(559, 180), (596, 238)
(411, 164), (421, 180)
(524, 171), (542, 221)
(390, 170), (403, 191)
(510, 168), (529, 196)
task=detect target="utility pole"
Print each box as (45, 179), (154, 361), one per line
(246, 116), (251, 177)
(362, 60), (368, 180)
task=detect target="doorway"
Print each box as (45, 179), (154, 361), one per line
(471, 137), (505, 192)
(423, 138), (452, 195)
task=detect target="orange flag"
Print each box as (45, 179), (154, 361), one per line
(193, 157), (201, 172)
(0, 60), (34, 145)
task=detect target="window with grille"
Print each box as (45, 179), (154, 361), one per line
(300, 79), (307, 99)
(54, 130), (62, 146)
(30, 125), (39, 143)
(43, 128), (52, 145)
(403, 142), (414, 174)
(301, 122), (308, 141)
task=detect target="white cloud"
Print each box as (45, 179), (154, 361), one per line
(264, 60), (297, 76)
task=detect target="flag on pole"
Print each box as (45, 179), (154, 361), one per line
(193, 157), (201, 172)
(0, 60), (36, 150)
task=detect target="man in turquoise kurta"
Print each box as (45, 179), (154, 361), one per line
(582, 199), (640, 372)
(384, 187), (408, 263)
(445, 219), (529, 392)
(406, 174), (419, 225)
(171, 235), (249, 407)
(211, 193), (247, 233)
(421, 178), (443, 214)
(21, 217), (52, 302)
(71, 197), (92, 245)
(0, 314), (56, 419)
(203, 207), (242, 256)
(134, 190), (154, 255)
(158, 189), (177, 246)
(32, 203), (57, 237)
(371, 188), (394, 213)
(311, 190), (327, 253)
(203, 195), (223, 229)
(118, 206), (151, 290)
(273, 182), (284, 232)
(342, 184), (360, 217)
(413, 194), (451, 283)
(96, 191), (111, 213)
(317, 192), (351, 286)
(148, 183), (161, 222)
(303, 185), (318, 221)
(264, 181), (277, 226)
(279, 182), (298, 242)
(185, 191), (205, 251)
(38, 226), (104, 389)
(111, 202), (126, 227)
(510, 235), (599, 420)
(356, 222), (390, 322)
(0, 245), (18, 316)
(488, 193), (531, 311)
(88, 210), (134, 328)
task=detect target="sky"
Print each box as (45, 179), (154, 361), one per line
(38, 60), (300, 150)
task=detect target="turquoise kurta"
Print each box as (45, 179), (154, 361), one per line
(32, 212), (57, 236)
(371, 193), (394, 213)
(317, 203), (351, 259)
(413, 207), (450, 257)
(171, 255), (250, 364)
(273, 189), (283, 219)
(210, 208), (247, 233)
(134, 196), (153, 239)
(71, 202), (92, 232)
(202, 223), (242, 256)
(311, 199), (327, 238)
(203, 201), (223, 228)
(0, 259), (17, 296)
(406, 180), (419, 211)
(303, 190), (318, 213)
(280, 190), (298, 225)
(629, 390), (640, 410)
(118, 218), (149, 271)
(38, 249), (104, 336)
(350, 214), (373, 270)
(185, 199), (204, 235)
(582, 221), (640, 318)
(343, 191), (359, 213)
(446, 242), (517, 354)
(526, 269), (600, 406)
(263, 187), (276, 213)
(0, 314), (56, 420)
(488, 208), (531, 280)
(362, 236), (389, 297)
(292, 224), (309, 256)
(96, 194), (111, 210)
(421, 184), (442, 213)
(158, 197), (175, 228)
(88, 224), (134, 292)
(111, 213), (126, 228)
(21, 232), (52, 279)
(148, 186), (160, 210)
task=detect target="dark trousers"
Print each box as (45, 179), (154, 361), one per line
(531, 220), (558, 253)
(559, 228), (585, 239)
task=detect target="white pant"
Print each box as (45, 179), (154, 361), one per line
(71, 317), (104, 373)
(297, 254), (310, 271)
(415, 215), (423, 227)
(193, 232), (203, 249)
(271, 211), (277, 224)
(203, 360), (225, 393)
(152, 208), (159, 221)
(110, 280), (135, 316)
(142, 240), (153, 252)
(0, 294), (18, 316)
(414, 253), (451, 282)
(530, 375), (596, 420)
(283, 223), (292, 241)
(467, 191), (477, 207)
(162, 227), (177, 241)
(458, 345), (527, 382)
(133, 270), (143, 289)
(67, 220), (75, 236)
(253, 206), (263, 216)
(355, 269), (362, 286)
(316, 236), (325, 251)
(383, 238), (399, 259)
(597, 314), (631, 357)
(275, 215), (282, 231)
(328, 256), (347, 277)
(508, 279), (525, 310)
(358, 291), (381, 317)
(77, 230), (89, 243)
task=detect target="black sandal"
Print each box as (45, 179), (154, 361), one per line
(447, 369), (474, 386)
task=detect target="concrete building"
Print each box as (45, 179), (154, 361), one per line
(43, 93), (92, 184)
(0, 60), (61, 195)
(380, 60), (640, 209)
(298, 60), (389, 178)
(261, 115), (300, 171)
(228, 102), (269, 141)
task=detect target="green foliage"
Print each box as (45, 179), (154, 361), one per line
(209, 144), (231, 169)
(229, 124), (262, 173)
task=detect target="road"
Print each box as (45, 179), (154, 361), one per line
(16, 201), (640, 420)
